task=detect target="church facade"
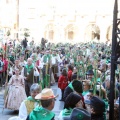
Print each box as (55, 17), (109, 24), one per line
(18, 0), (117, 43)
(0, 0), (120, 43)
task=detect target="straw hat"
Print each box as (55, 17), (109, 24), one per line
(35, 88), (58, 100)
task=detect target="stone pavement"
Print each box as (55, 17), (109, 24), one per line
(0, 83), (64, 120)
(52, 83), (64, 119)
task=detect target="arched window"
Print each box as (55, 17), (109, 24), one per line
(44, 24), (54, 41)
(65, 24), (77, 41)
(68, 31), (74, 40)
(84, 24), (100, 42)
(49, 30), (54, 40)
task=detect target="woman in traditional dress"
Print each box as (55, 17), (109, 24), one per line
(9, 58), (22, 77)
(13, 58), (23, 74)
(4, 68), (27, 110)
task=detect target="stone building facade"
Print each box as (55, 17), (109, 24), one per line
(0, 0), (120, 43)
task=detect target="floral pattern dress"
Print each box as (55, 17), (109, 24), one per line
(4, 75), (27, 110)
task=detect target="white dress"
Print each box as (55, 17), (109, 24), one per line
(4, 75), (27, 110)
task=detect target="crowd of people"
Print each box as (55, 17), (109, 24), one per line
(0, 37), (119, 120)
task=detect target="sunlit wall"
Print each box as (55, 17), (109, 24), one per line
(0, 0), (120, 43)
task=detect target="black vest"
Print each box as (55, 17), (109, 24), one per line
(24, 67), (34, 83)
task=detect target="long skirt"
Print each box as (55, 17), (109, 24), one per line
(4, 85), (27, 110)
